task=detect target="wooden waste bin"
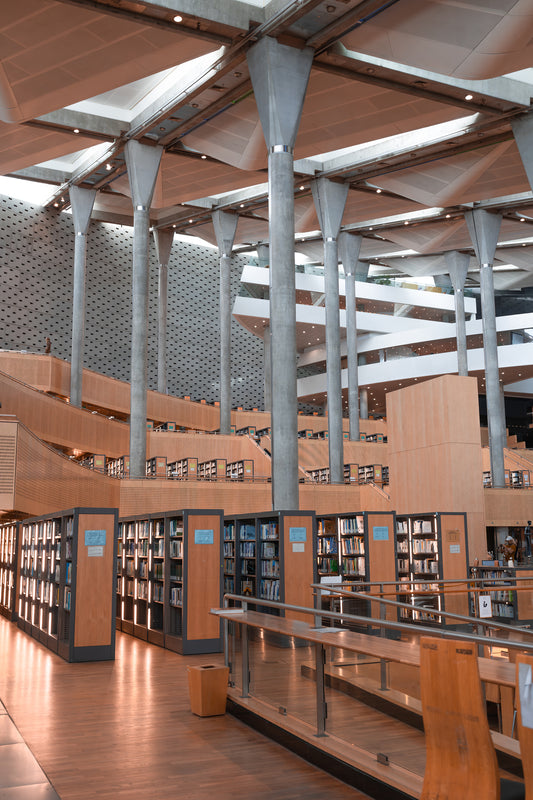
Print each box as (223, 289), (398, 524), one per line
(188, 665), (229, 716)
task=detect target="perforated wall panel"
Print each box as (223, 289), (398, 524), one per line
(0, 194), (266, 408)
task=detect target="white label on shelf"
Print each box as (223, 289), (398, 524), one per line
(292, 542), (305, 553)
(450, 544), (461, 554)
(87, 545), (104, 558)
(479, 595), (492, 618)
(319, 575), (342, 596)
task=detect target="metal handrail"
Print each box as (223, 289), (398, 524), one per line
(220, 592), (533, 653)
(310, 583), (533, 639)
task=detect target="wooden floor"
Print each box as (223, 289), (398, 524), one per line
(0, 618), (371, 800)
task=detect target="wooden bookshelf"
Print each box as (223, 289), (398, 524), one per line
(81, 454), (106, 473)
(167, 458), (198, 479)
(0, 521), (19, 621)
(396, 512), (469, 623)
(226, 460), (254, 481)
(117, 509), (224, 654)
(146, 456), (167, 477)
(223, 511), (317, 617)
(17, 507), (118, 662)
(198, 459), (227, 480)
(106, 455), (129, 478)
(317, 511), (397, 620)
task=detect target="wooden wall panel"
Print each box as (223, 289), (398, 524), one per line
(186, 513), (222, 641)
(297, 440), (388, 471)
(148, 432), (272, 476)
(74, 512), (115, 648)
(118, 481), (392, 520)
(0, 353), (389, 437)
(282, 514), (315, 621)
(484, 489), (533, 527)
(10, 422), (119, 517)
(387, 376), (487, 564)
(0, 371), (129, 456)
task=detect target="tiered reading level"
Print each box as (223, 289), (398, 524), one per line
(17, 507), (117, 662)
(396, 513), (468, 623)
(0, 521), (18, 621)
(223, 511), (317, 618)
(117, 509), (223, 654)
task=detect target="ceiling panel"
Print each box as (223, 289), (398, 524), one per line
(0, 1), (217, 122)
(182, 66), (469, 171)
(374, 142), (520, 207)
(339, 0), (533, 79)
(0, 122), (104, 175)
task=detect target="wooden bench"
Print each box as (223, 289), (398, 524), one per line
(420, 636), (524, 800)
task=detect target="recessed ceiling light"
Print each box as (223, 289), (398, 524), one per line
(404, 220), (409, 225)
(173, 14), (183, 22)
(299, 185), (305, 191)
(465, 94), (473, 101)
(239, 203), (244, 208)
(53, 202), (59, 207)
(201, 154), (207, 159)
(376, 188), (382, 194)
(73, 128), (80, 134)
(188, 219), (193, 223)
(106, 163), (112, 171)
(233, 71), (242, 78)
(520, 217), (526, 222)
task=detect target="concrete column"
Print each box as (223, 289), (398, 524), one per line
(360, 388), (369, 420)
(69, 186), (96, 407)
(125, 140), (163, 478)
(212, 211), (238, 435)
(312, 178), (349, 483)
(465, 209), (505, 487)
(257, 244), (272, 412)
(339, 233), (363, 441)
(153, 228), (174, 395)
(248, 37), (313, 510)
(263, 323), (272, 413)
(445, 251), (470, 377)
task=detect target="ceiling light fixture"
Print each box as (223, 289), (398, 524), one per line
(465, 94), (473, 101)
(73, 128), (80, 134)
(376, 188), (382, 194)
(173, 14), (183, 22)
(106, 163), (112, 171)
(201, 154), (207, 159)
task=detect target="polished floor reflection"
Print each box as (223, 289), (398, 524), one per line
(0, 618), (371, 800)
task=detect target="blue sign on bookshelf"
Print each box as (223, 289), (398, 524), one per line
(289, 527), (307, 542)
(373, 526), (389, 541)
(84, 530), (106, 547)
(195, 529), (214, 545)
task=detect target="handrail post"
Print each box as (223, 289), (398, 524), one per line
(223, 594), (230, 670)
(315, 643), (327, 737)
(241, 600), (249, 698)
(379, 584), (388, 691)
